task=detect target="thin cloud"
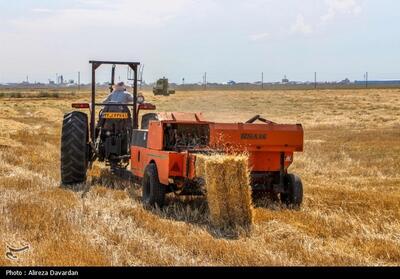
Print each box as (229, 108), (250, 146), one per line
(321, 0), (362, 22)
(291, 15), (313, 35)
(13, 0), (193, 31)
(249, 32), (269, 41)
(32, 8), (53, 13)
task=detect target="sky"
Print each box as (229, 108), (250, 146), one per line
(0, 0), (399, 84)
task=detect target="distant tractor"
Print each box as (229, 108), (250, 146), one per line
(153, 78), (175, 96)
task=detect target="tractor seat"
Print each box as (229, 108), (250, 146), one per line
(100, 104), (132, 131)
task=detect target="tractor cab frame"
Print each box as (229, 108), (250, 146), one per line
(62, 61), (156, 184)
(89, 60), (140, 142)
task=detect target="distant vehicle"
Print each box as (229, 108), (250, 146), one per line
(153, 78), (175, 96)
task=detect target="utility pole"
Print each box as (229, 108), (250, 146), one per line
(314, 72), (317, 89)
(139, 65), (144, 89)
(366, 72), (368, 88)
(78, 71), (81, 90)
(261, 72), (264, 89)
(204, 72), (207, 90)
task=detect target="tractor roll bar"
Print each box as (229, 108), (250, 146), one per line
(89, 60), (140, 66)
(109, 64), (116, 93)
(89, 60), (140, 143)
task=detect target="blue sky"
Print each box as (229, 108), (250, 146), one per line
(0, 0), (399, 83)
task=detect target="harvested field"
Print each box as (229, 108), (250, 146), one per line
(0, 88), (399, 266)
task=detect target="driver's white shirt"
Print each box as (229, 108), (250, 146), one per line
(103, 90), (134, 104)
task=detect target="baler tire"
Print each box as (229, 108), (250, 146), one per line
(280, 173), (303, 209)
(142, 163), (166, 208)
(60, 111), (88, 188)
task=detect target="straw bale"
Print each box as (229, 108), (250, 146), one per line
(196, 154), (254, 229)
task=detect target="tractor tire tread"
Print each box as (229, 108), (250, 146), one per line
(280, 173), (303, 208)
(60, 111), (88, 186)
(142, 163), (166, 208)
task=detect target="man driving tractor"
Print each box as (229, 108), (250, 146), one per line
(92, 81), (134, 164)
(95, 81), (133, 132)
(103, 81), (133, 105)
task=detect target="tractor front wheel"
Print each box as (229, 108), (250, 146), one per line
(280, 173), (303, 208)
(60, 111), (89, 188)
(142, 163), (166, 208)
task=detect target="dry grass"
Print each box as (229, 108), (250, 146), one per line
(0, 88), (399, 266)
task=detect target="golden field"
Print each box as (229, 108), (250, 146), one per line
(0, 88), (399, 266)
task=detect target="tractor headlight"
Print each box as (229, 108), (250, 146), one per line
(137, 95), (145, 104)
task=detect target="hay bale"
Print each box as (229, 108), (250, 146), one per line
(196, 154), (254, 229)
(223, 156), (253, 228)
(204, 157), (231, 227)
(195, 154), (207, 179)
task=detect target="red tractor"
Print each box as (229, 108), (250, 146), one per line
(61, 60), (304, 209)
(60, 61), (153, 183)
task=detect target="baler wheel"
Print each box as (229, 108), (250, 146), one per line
(142, 163), (166, 208)
(60, 111), (88, 188)
(280, 173), (303, 208)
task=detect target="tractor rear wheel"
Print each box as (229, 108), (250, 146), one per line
(142, 163), (166, 208)
(280, 173), (303, 208)
(60, 111), (89, 187)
